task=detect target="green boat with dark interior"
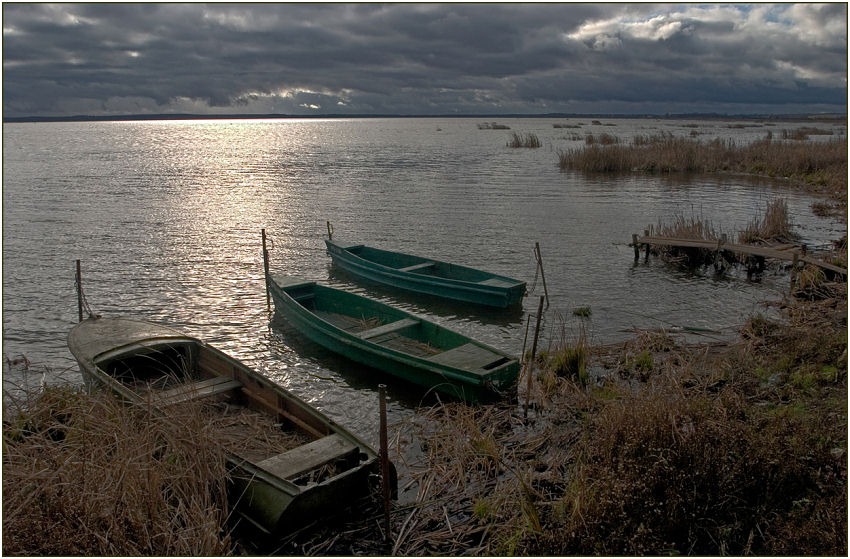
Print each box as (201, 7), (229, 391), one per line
(266, 274), (520, 402)
(325, 238), (526, 308)
(68, 316), (390, 541)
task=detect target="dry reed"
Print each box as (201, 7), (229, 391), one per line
(3, 385), (233, 555)
(507, 132), (541, 148)
(738, 198), (797, 244)
(558, 135), (847, 200)
(388, 287), (847, 555)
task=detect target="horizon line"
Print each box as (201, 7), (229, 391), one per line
(4, 111), (848, 124)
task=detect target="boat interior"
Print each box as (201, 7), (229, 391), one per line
(286, 284), (514, 373)
(95, 341), (365, 485)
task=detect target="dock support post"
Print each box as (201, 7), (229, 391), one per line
(261, 229), (271, 313)
(75, 260), (83, 323)
(378, 384), (391, 541)
(643, 230), (650, 262)
(524, 295), (545, 419)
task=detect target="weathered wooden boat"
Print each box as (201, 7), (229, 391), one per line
(266, 274), (520, 402)
(68, 316), (391, 539)
(325, 238), (527, 308)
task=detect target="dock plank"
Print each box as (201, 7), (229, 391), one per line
(634, 235), (847, 276)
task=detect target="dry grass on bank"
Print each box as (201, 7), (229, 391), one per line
(558, 133), (848, 201)
(385, 289), (847, 556)
(2, 387), (233, 556)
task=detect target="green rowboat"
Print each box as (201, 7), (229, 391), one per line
(266, 274), (520, 402)
(325, 238), (526, 308)
(68, 317), (390, 541)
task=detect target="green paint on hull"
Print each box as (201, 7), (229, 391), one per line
(325, 239), (526, 308)
(268, 274), (519, 403)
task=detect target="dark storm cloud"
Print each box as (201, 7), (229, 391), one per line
(2, 3), (846, 117)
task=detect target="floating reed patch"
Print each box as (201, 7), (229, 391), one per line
(478, 122), (510, 130)
(3, 384), (233, 555)
(507, 132), (541, 148)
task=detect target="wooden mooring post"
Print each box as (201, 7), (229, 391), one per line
(75, 260), (83, 323)
(533, 242), (550, 308)
(524, 295), (545, 419)
(261, 229), (271, 312)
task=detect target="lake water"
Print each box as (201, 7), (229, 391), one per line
(2, 117), (846, 445)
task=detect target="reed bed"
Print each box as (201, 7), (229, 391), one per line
(558, 134), (848, 200)
(3, 385), (233, 555)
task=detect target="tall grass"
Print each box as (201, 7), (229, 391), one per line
(391, 290), (847, 556)
(558, 134), (848, 199)
(507, 132), (541, 148)
(3, 385), (233, 555)
(738, 198), (798, 244)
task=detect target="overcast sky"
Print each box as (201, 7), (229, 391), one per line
(2, 3), (847, 118)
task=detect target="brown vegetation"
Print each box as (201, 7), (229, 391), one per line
(507, 132), (541, 148)
(384, 288), (847, 556)
(2, 387), (233, 555)
(558, 134), (848, 202)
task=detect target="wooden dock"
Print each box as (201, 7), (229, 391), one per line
(631, 232), (847, 277)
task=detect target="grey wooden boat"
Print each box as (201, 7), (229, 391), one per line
(68, 316), (392, 539)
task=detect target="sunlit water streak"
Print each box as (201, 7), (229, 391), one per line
(3, 117), (846, 450)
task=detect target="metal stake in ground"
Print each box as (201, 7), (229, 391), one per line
(524, 295), (545, 419)
(378, 384), (391, 540)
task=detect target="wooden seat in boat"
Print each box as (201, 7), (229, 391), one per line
(257, 433), (358, 480)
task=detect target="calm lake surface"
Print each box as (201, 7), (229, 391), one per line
(3, 117), (846, 444)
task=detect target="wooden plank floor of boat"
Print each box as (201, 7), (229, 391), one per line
(427, 343), (508, 372)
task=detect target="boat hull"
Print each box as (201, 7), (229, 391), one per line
(267, 275), (519, 403)
(68, 317), (387, 542)
(325, 239), (526, 308)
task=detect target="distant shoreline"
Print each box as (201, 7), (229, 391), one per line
(4, 112), (847, 124)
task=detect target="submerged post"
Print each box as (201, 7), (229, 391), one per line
(644, 229), (650, 262)
(534, 242), (550, 309)
(790, 252), (799, 293)
(632, 233), (640, 261)
(378, 384), (391, 540)
(524, 295), (545, 419)
(75, 260), (83, 323)
(326, 220), (334, 240)
(261, 229), (271, 312)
